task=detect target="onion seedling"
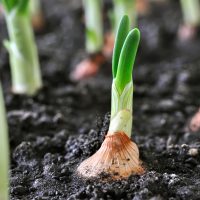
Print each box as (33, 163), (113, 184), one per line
(1, 0), (42, 95)
(0, 83), (9, 200)
(70, 0), (104, 81)
(83, 0), (103, 54)
(29, 0), (45, 32)
(178, 0), (200, 41)
(77, 15), (144, 180)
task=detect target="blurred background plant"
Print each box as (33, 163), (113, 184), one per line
(178, 0), (200, 41)
(0, 0), (42, 95)
(0, 82), (9, 200)
(71, 0), (139, 81)
(70, 0), (105, 81)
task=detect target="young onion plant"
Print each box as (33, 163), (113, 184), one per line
(70, 0), (104, 81)
(1, 0), (42, 95)
(83, 0), (103, 54)
(77, 15), (144, 180)
(0, 83), (9, 200)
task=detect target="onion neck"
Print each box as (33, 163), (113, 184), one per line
(109, 80), (133, 137)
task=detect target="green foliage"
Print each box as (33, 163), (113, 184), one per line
(112, 15), (129, 78)
(83, 0), (103, 53)
(86, 28), (99, 48)
(0, 0), (29, 14)
(112, 15), (140, 94)
(1, 0), (42, 95)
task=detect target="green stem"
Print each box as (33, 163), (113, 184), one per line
(5, 9), (42, 95)
(109, 81), (133, 137)
(83, 0), (103, 53)
(180, 0), (200, 26)
(112, 0), (137, 34)
(109, 16), (140, 138)
(0, 83), (9, 200)
(112, 15), (129, 78)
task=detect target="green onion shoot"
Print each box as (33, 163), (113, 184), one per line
(0, 83), (9, 200)
(77, 15), (144, 180)
(1, 0), (42, 95)
(83, 0), (103, 54)
(112, 0), (137, 34)
(70, 0), (104, 81)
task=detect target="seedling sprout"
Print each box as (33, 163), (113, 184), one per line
(1, 0), (42, 95)
(77, 15), (144, 180)
(70, 0), (104, 81)
(83, 0), (103, 54)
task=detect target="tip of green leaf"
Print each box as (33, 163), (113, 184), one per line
(114, 25), (141, 94)
(122, 15), (129, 23)
(112, 15), (130, 78)
(129, 28), (140, 43)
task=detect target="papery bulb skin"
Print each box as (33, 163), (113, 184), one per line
(77, 131), (144, 180)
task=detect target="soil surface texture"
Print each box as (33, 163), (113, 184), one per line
(1, 0), (200, 199)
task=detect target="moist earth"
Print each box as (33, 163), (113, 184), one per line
(1, 0), (200, 199)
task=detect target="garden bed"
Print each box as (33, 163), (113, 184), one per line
(1, 0), (200, 199)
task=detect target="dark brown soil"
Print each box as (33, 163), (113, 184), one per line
(1, 0), (200, 199)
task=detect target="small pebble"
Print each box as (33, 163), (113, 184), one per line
(188, 148), (198, 156)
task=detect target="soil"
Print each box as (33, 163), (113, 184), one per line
(1, 0), (200, 199)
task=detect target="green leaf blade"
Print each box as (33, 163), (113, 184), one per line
(112, 15), (130, 78)
(0, 0), (29, 13)
(115, 28), (140, 93)
(18, 0), (29, 14)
